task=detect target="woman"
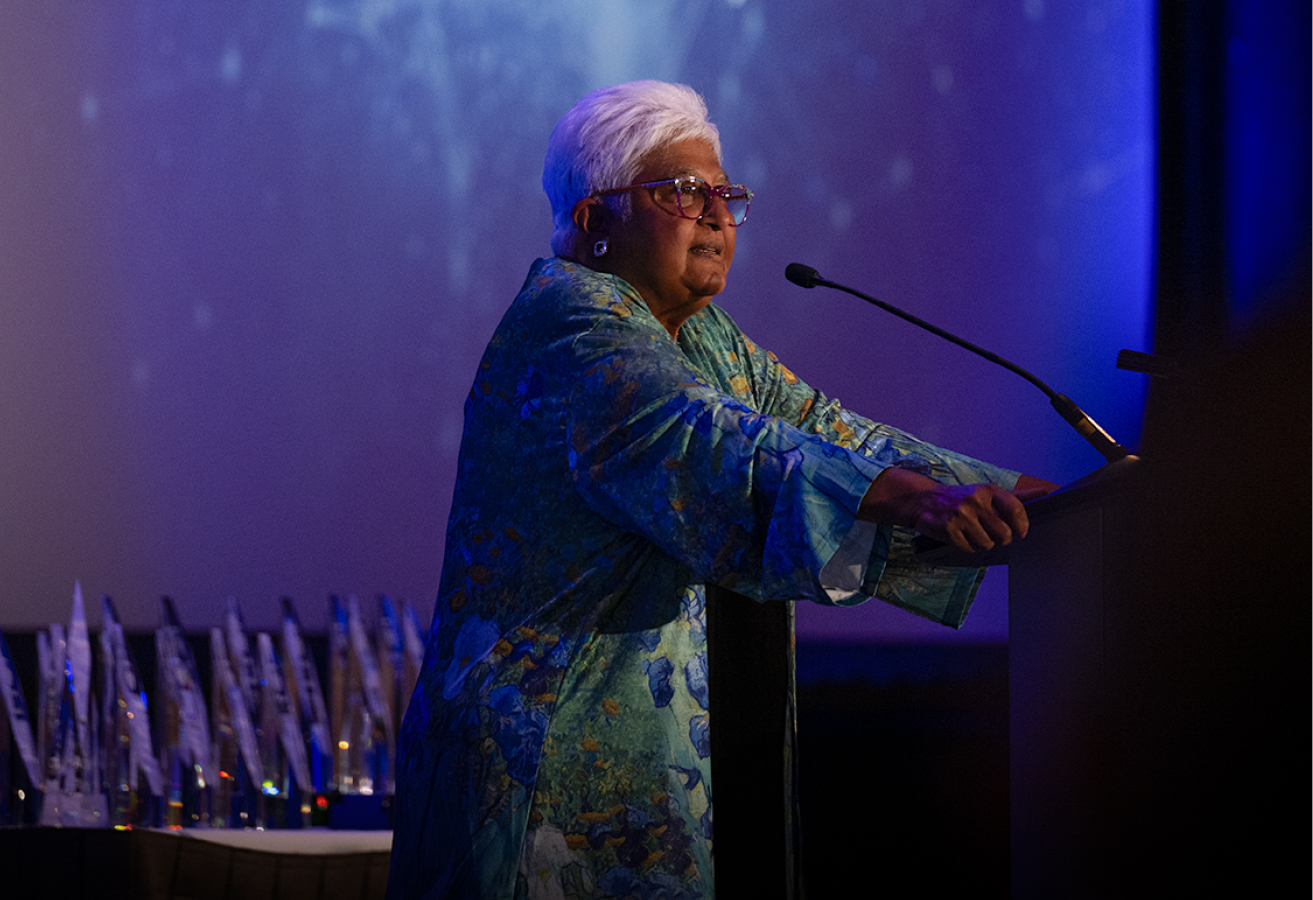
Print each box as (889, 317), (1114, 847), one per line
(389, 81), (1053, 899)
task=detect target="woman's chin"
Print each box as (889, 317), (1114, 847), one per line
(684, 266), (730, 299)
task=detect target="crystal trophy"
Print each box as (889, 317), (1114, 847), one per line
(209, 626), (262, 828)
(225, 598), (280, 827)
(255, 632), (313, 827)
(399, 601), (427, 730)
(39, 584), (107, 826)
(100, 596), (163, 828)
(156, 597), (214, 828)
(377, 596), (404, 752)
(331, 596), (393, 795)
(327, 595), (348, 793)
(280, 598), (332, 800)
(35, 627), (63, 815)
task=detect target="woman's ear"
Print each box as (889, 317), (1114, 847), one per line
(570, 196), (605, 236)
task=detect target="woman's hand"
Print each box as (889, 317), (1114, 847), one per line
(859, 468), (1058, 553)
(1013, 472), (1060, 501)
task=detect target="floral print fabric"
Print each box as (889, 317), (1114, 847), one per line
(387, 258), (1017, 899)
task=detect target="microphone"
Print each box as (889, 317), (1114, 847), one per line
(785, 263), (1131, 465)
(784, 263), (821, 288)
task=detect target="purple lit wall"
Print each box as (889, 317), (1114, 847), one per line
(0, 1), (1153, 639)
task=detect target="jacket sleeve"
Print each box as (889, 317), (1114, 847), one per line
(564, 297), (891, 605)
(679, 302), (1021, 626)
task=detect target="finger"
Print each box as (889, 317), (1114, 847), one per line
(945, 520), (989, 553)
(953, 505), (1007, 551)
(966, 486), (1017, 546)
(1014, 474), (1060, 496)
(989, 488), (1030, 540)
(974, 507), (1014, 546)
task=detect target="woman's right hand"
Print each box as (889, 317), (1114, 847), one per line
(859, 467), (1049, 553)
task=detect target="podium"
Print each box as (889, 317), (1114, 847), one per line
(920, 437), (1307, 897)
(919, 459), (1140, 899)
(1001, 463), (1138, 898)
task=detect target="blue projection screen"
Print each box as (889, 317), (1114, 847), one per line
(0, 0), (1152, 639)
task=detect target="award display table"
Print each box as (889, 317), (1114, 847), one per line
(0, 827), (392, 900)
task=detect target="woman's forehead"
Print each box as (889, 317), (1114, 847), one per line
(638, 138), (727, 181)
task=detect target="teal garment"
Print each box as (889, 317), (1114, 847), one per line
(388, 258), (1018, 899)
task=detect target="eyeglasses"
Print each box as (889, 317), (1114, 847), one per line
(594, 176), (753, 226)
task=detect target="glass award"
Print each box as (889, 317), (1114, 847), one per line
(69, 584), (105, 825)
(376, 596), (404, 750)
(256, 632), (313, 827)
(331, 596), (393, 795)
(37, 624), (73, 826)
(327, 595), (349, 793)
(156, 597), (214, 828)
(225, 598), (284, 827)
(35, 627), (62, 816)
(100, 596), (163, 828)
(40, 584), (108, 826)
(280, 598), (332, 800)
(399, 601), (427, 731)
(209, 626), (262, 828)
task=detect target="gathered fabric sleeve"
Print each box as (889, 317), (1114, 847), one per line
(562, 287), (897, 606)
(678, 303), (1021, 627)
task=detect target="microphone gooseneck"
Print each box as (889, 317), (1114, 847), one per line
(785, 262), (1131, 465)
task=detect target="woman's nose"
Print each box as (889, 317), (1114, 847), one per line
(699, 193), (734, 228)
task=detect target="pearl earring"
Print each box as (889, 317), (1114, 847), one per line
(593, 239), (608, 258)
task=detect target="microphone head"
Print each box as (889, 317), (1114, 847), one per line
(785, 263), (819, 289)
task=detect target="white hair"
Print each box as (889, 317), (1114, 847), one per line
(543, 81), (722, 256)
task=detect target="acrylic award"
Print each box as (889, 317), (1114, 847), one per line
(280, 597), (332, 797)
(209, 626), (263, 828)
(156, 597), (214, 828)
(101, 596), (163, 828)
(255, 632), (313, 827)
